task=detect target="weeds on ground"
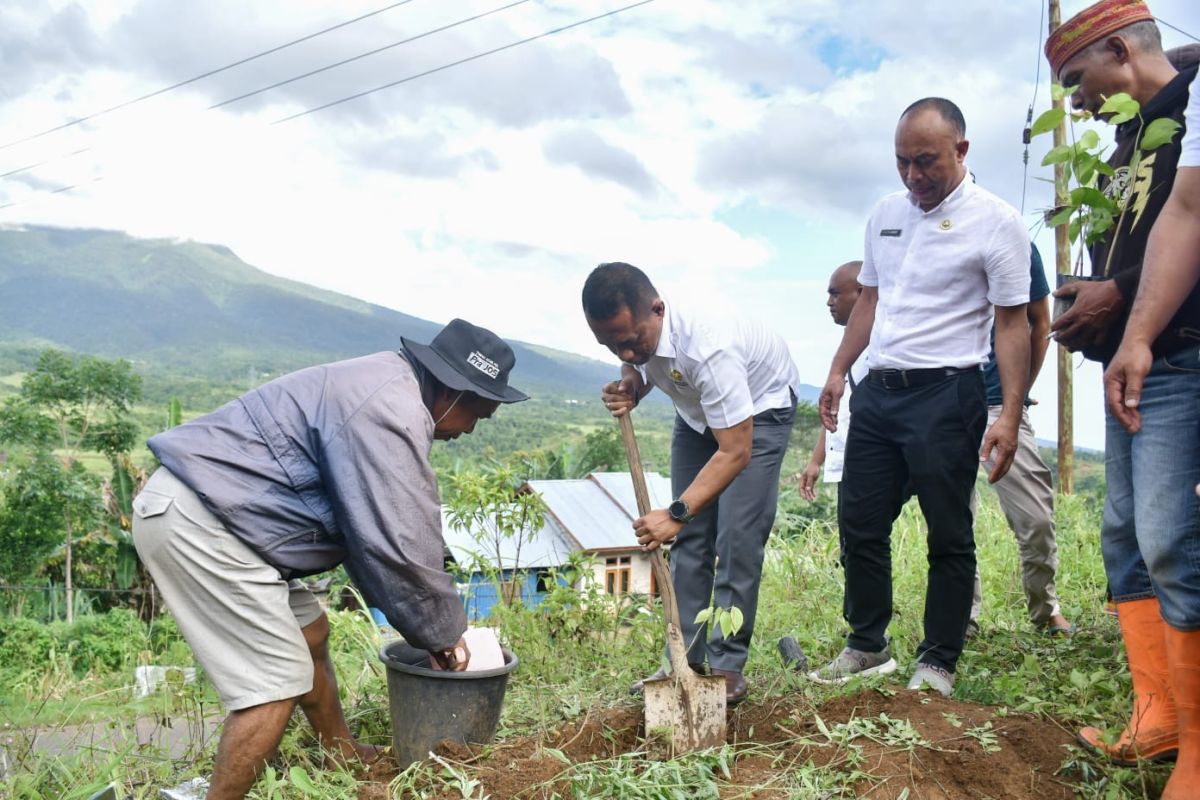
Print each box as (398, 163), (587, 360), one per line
(1, 490), (1173, 798)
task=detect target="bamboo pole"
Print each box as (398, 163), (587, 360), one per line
(1049, 0), (1074, 495)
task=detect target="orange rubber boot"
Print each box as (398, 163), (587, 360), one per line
(1077, 597), (1179, 765)
(1162, 626), (1200, 800)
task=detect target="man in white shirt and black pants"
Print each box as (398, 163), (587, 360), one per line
(582, 262), (801, 706)
(810, 98), (1030, 696)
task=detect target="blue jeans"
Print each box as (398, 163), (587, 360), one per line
(1102, 346), (1200, 630)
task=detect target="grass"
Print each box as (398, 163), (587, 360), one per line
(0, 488), (1167, 799)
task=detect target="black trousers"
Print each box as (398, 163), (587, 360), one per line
(838, 370), (986, 672)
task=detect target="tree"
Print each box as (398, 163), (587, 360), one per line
(444, 464), (546, 606)
(0, 349), (143, 622)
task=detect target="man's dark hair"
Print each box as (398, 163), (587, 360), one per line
(901, 97), (966, 139)
(581, 262), (659, 321)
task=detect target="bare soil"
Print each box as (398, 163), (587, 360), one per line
(358, 689), (1079, 799)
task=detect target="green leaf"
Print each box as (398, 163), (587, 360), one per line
(288, 767), (318, 795)
(1068, 216), (1083, 244)
(1099, 92), (1139, 124)
(728, 606), (744, 637)
(1051, 84), (1077, 103)
(1047, 207), (1074, 228)
(1030, 107), (1066, 137)
(1069, 186), (1113, 210)
(1075, 153), (1099, 186)
(1078, 129), (1101, 150)
(1141, 117), (1181, 151)
(693, 607), (713, 625)
(542, 747), (570, 764)
(1095, 161), (1116, 178)
(1041, 144), (1072, 166)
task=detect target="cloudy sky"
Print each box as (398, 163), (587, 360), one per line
(1, 0), (1197, 449)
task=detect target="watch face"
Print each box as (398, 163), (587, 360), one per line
(669, 500), (689, 521)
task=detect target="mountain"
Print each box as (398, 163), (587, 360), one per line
(0, 224), (824, 407)
(0, 224), (622, 403)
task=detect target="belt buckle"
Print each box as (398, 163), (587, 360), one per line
(882, 369), (908, 389)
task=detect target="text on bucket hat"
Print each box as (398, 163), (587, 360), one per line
(1045, 0), (1155, 76)
(401, 319), (528, 404)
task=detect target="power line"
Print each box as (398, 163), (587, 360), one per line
(0, 0), (424, 153)
(0, 1), (532, 188)
(0, 176), (102, 210)
(211, 0), (531, 110)
(276, 0), (658, 123)
(1020, 0), (1046, 216)
(1156, 16), (1199, 42)
(0, 0), (658, 213)
(0, 148), (90, 180)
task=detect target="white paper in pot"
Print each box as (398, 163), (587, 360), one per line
(462, 627), (505, 672)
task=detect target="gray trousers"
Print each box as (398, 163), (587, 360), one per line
(971, 405), (1062, 625)
(668, 405), (795, 672)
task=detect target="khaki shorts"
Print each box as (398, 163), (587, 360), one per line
(132, 467), (325, 710)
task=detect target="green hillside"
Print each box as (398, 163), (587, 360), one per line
(0, 224), (619, 404)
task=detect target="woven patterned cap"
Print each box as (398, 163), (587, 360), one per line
(1045, 0), (1155, 75)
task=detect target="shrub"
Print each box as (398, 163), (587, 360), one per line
(58, 608), (148, 674)
(0, 616), (56, 673)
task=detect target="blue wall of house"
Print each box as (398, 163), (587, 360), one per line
(461, 569), (564, 620)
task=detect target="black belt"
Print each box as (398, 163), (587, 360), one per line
(867, 366), (978, 389)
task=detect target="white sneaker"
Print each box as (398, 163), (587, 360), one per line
(161, 778), (209, 800)
(906, 662), (954, 697)
(808, 646), (898, 685)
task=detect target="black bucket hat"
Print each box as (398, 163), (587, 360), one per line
(402, 319), (528, 403)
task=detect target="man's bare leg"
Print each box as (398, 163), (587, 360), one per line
(298, 613), (382, 765)
(207, 698), (297, 800)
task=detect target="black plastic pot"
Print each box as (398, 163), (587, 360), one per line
(379, 640), (518, 769)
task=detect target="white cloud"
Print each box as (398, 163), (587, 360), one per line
(3, 0), (1196, 449)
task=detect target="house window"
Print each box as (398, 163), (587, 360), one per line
(535, 569), (553, 593)
(605, 555), (631, 595)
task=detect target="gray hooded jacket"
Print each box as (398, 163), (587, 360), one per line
(147, 351), (467, 652)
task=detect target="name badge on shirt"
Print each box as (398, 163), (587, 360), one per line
(669, 368), (689, 387)
(880, 228), (902, 237)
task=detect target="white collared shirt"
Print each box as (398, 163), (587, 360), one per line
(823, 354), (869, 484)
(636, 298), (801, 433)
(860, 178), (1030, 369)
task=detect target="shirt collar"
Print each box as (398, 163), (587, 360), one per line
(653, 298), (676, 359)
(908, 172), (970, 214)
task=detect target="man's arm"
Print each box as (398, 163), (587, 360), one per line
(981, 303), (1031, 483)
(800, 429), (826, 501)
(1027, 295), (1051, 387)
(1105, 165), (1200, 432)
(634, 417), (753, 550)
(1049, 278), (1125, 351)
(820, 286), (877, 432)
(601, 363), (652, 417)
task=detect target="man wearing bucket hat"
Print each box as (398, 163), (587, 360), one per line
(1044, 3), (1199, 784)
(133, 318), (526, 800)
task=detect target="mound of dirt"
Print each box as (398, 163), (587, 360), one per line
(358, 689), (1078, 799)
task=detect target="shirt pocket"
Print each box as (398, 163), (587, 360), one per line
(132, 490), (174, 520)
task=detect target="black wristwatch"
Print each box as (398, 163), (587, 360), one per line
(668, 499), (695, 524)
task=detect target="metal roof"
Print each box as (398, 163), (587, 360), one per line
(440, 472), (672, 570)
(526, 472), (671, 552)
(440, 506), (575, 570)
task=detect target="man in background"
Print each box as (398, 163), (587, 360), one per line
(1045, 0), (1198, 771)
(809, 98), (1030, 697)
(802, 250), (1071, 638)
